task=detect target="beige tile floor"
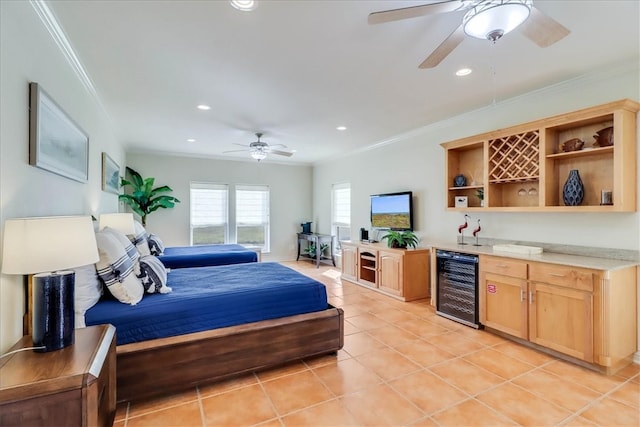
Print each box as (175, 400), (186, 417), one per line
(114, 261), (640, 427)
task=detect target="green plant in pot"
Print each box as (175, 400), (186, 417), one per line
(381, 230), (419, 249)
(119, 167), (180, 226)
(304, 242), (329, 258)
(476, 188), (484, 207)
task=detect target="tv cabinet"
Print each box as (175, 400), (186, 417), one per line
(340, 241), (430, 301)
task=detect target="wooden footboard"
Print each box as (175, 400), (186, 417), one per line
(115, 306), (344, 402)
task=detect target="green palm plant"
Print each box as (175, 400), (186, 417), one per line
(381, 230), (419, 249)
(119, 167), (180, 226)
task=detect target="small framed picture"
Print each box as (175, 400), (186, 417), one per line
(102, 152), (120, 194)
(455, 196), (468, 208)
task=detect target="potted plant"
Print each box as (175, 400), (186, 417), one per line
(304, 242), (329, 258)
(381, 230), (419, 249)
(476, 188), (484, 207)
(119, 167), (180, 226)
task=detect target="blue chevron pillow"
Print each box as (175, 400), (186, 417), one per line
(147, 233), (165, 256)
(138, 255), (171, 294)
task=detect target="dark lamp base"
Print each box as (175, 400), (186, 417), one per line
(32, 271), (75, 352)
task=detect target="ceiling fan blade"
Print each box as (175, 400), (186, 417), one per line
(269, 149), (294, 157)
(368, 0), (464, 25)
(519, 6), (570, 48)
(232, 142), (249, 148)
(222, 149), (249, 154)
(419, 24), (465, 69)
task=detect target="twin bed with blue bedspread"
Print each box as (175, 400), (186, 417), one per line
(157, 243), (259, 269)
(86, 262), (328, 345)
(84, 259), (343, 402)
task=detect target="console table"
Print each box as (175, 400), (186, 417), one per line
(296, 233), (336, 268)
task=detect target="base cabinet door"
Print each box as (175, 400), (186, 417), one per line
(341, 244), (358, 282)
(529, 282), (594, 362)
(378, 251), (403, 296)
(482, 272), (528, 339)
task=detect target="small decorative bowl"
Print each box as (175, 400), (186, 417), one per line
(593, 126), (613, 147)
(560, 138), (584, 152)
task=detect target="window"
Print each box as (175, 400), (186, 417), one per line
(236, 185), (270, 252)
(190, 183), (228, 245)
(332, 183), (351, 250)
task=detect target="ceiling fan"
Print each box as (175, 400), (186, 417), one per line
(224, 133), (294, 161)
(368, 0), (570, 69)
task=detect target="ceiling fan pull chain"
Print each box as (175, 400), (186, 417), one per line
(490, 41), (498, 107)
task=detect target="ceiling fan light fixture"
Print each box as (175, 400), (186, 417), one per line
(250, 148), (267, 161)
(463, 0), (532, 42)
(230, 0), (257, 12)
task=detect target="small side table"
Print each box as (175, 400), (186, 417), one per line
(296, 232), (336, 268)
(0, 324), (117, 427)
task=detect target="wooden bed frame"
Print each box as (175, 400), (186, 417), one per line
(115, 306), (343, 402)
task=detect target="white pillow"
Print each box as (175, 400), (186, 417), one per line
(138, 255), (171, 294)
(128, 220), (151, 256)
(73, 263), (102, 327)
(95, 231), (144, 305)
(102, 226), (141, 273)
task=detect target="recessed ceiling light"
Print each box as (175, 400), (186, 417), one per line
(187, 138), (196, 143)
(197, 104), (211, 110)
(456, 68), (473, 77)
(230, 0), (257, 11)
(336, 126), (347, 131)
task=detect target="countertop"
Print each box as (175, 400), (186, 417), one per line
(423, 240), (638, 271)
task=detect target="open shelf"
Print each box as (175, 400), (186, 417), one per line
(441, 99), (638, 212)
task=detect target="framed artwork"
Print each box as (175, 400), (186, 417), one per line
(29, 82), (89, 182)
(102, 152), (120, 194)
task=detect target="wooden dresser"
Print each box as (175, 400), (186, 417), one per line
(0, 324), (116, 427)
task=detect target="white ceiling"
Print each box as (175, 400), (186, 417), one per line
(47, 0), (639, 164)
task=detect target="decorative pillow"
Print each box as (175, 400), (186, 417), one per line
(128, 220), (151, 256)
(147, 233), (165, 256)
(138, 255), (171, 294)
(102, 226), (141, 269)
(73, 263), (103, 327)
(95, 231), (144, 305)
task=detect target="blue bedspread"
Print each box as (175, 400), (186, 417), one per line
(85, 262), (328, 345)
(158, 244), (258, 268)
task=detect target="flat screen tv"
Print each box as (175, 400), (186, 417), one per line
(370, 191), (413, 231)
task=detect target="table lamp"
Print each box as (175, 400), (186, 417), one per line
(99, 212), (135, 234)
(1, 216), (99, 352)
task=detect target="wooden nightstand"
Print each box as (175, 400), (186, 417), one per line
(0, 324), (116, 427)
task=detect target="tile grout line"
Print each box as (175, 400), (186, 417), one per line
(196, 385), (206, 427)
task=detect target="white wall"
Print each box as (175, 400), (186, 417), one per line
(0, 1), (122, 352)
(125, 153), (313, 261)
(312, 62), (640, 252)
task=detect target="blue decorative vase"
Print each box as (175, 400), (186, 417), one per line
(453, 174), (466, 187)
(563, 170), (584, 206)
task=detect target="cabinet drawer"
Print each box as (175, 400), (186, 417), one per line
(481, 256), (527, 278)
(529, 262), (594, 292)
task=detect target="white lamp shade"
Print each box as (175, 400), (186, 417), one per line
(1, 215), (99, 274)
(463, 0), (532, 40)
(99, 213), (135, 235)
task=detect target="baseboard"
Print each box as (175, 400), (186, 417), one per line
(633, 351), (640, 365)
